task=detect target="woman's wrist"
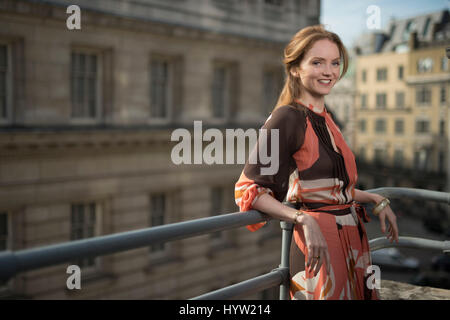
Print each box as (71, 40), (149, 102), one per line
(371, 194), (385, 205)
(285, 208), (307, 225)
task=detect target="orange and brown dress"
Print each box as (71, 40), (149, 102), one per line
(235, 101), (379, 300)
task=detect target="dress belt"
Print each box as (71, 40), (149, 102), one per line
(294, 201), (371, 223)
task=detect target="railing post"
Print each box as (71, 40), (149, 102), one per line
(279, 202), (295, 300)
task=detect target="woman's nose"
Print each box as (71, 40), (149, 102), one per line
(323, 64), (332, 75)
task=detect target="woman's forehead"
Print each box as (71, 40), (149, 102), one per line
(304, 39), (340, 60)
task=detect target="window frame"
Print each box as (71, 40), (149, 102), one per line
(375, 92), (387, 109)
(70, 201), (103, 274)
(416, 86), (431, 106)
(376, 68), (387, 82)
(375, 118), (386, 133)
(262, 66), (283, 116)
(0, 42), (13, 125)
(394, 119), (404, 135)
(148, 191), (180, 265)
(70, 48), (103, 124)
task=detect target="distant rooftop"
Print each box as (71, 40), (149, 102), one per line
(353, 9), (450, 55)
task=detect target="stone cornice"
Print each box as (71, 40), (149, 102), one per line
(0, 122), (264, 156)
(406, 73), (450, 84)
(0, 0), (286, 49)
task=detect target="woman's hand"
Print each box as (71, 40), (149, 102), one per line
(297, 214), (331, 277)
(377, 204), (399, 243)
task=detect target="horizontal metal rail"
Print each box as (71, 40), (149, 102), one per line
(190, 237), (450, 300)
(366, 187), (450, 205)
(0, 187), (448, 299)
(0, 210), (268, 281)
(192, 267), (289, 300)
(369, 236), (449, 252)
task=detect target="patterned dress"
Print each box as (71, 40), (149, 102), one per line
(234, 101), (379, 300)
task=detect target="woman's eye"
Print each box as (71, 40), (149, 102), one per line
(313, 61), (321, 65)
(333, 61), (340, 66)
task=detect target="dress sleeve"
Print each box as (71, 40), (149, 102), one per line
(234, 105), (306, 231)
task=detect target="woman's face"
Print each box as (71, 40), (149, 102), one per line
(293, 39), (341, 98)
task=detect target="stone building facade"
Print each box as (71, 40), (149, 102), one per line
(0, 0), (320, 299)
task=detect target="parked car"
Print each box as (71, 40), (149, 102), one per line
(371, 248), (420, 271)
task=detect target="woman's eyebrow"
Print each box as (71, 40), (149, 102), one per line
(310, 56), (340, 61)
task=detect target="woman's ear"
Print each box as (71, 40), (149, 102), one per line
(290, 68), (299, 78)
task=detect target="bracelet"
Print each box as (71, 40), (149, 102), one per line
(373, 198), (390, 216)
(293, 211), (304, 224)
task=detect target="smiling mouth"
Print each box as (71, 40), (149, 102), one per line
(318, 79), (332, 84)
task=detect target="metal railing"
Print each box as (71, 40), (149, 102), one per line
(0, 187), (448, 299)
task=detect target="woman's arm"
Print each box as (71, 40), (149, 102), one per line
(353, 188), (384, 205)
(253, 193), (331, 276)
(252, 193), (306, 225)
(354, 188), (399, 243)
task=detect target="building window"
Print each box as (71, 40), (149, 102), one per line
(417, 58), (433, 73)
(0, 212), (9, 251)
(393, 149), (404, 168)
(416, 86), (431, 105)
(359, 119), (366, 133)
(150, 58), (170, 118)
(0, 43), (12, 123)
(415, 119), (430, 134)
(441, 57), (448, 71)
(208, 186), (237, 253)
(71, 52), (101, 119)
(394, 119), (404, 135)
(149, 53), (182, 121)
(374, 148), (385, 166)
(211, 61), (238, 119)
(376, 93), (387, 109)
(148, 191), (179, 264)
(440, 86), (447, 104)
(440, 120), (445, 136)
(376, 68), (387, 81)
(398, 65), (404, 80)
(149, 193), (166, 253)
(438, 151), (445, 173)
(71, 202), (101, 269)
(395, 91), (405, 109)
(262, 68), (283, 115)
(361, 70), (367, 83)
(375, 118), (386, 133)
(414, 149), (428, 171)
(360, 94), (367, 109)
(210, 186), (224, 240)
(212, 66), (227, 118)
(0, 211), (11, 289)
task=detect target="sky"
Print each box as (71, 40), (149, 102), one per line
(320, 0), (450, 48)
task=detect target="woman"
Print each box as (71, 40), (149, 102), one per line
(234, 25), (399, 300)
